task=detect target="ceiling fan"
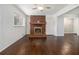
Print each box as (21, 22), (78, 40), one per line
(32, 4), (51, 11)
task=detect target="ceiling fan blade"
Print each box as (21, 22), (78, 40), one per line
(32, 7), (37, 10)
(46, 7), (51, 9)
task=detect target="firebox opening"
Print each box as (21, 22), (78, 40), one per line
(34, 27), (42, 35)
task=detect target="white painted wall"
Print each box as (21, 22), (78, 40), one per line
(77, 18), (79, 36)
(26, 16), (30, 34)
(73, 16), (79, 35)
(57, 16), (64, 36)
(64, 14), (79, 35)
(46, 15), (56, 35)
(48, 15), (64, 36)
(0, 8), (3, 49)
(0, 5), (27, 52)
(0, 9), (2, 40)
(25, 15), (29, 34)
(64, 17), (74, 33)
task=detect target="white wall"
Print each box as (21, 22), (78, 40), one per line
(64, 17), (74, 33)
(73, 16), (79, 35)
(46, 15), (56, 35)
(26, 16), (30, 34)
(57, 16), (64, 36)
(0, 8), (3, 48)
(25, 15), (29, 34)
(0, 5), (27, 52)
(64, 14), (79, 35)
(0, 20), (1, 39)
(51, 15), (64, 36)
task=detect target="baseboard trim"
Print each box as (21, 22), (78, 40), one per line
(64, 33), (77, 35)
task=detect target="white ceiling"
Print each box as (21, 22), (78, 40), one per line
(16, 4), (68, 15)
(64, 6), (79, 16)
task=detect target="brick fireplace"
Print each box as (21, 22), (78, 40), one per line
(29, 16), (46, 39)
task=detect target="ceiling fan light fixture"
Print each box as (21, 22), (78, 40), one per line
(37, 6), (44, 10)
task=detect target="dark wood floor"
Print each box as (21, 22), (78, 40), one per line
(0, 34), (79, 55)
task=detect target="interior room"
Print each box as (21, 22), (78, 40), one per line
(0, 4), (79, 55)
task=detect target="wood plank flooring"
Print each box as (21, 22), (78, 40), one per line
(0, 34), (79, 55)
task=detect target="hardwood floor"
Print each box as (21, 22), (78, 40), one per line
(0, 34), (79, 55)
